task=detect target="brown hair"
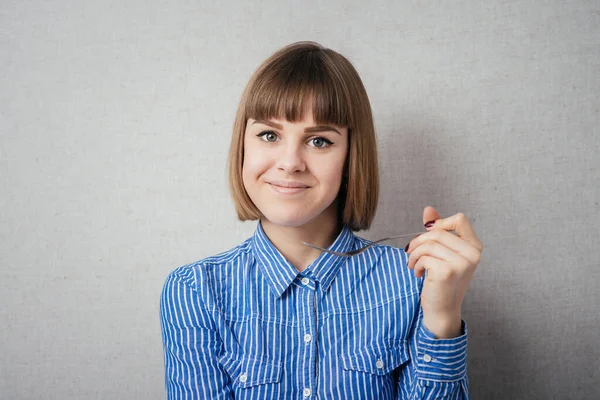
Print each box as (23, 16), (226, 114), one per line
(227, 41), (379, 231)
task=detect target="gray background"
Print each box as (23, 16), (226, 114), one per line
(1, 0), (598, 399)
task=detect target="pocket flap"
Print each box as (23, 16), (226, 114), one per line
(340, 341), (409, 375)
(219, 352), (282, 388)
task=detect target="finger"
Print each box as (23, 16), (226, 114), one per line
(407, 240), (468, 272)
(413, 255), (448, 279)
(422, 206), (441, 227)
(404, 233), (423, 252)
(426, 212), (483, 251)
(406, 230), (481, 265)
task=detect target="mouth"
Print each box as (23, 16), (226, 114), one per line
(267, 180), (310, 195)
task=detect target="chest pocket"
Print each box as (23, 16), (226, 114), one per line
(340, 341), (410, 375)
(219, 352), (282, 388)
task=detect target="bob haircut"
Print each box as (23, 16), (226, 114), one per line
(227, 41), (379, 232)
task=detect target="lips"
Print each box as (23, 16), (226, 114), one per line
(267, 180), (310, 195)
(267, 180), (310, 189)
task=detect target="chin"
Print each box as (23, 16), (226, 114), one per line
(262, 212), (316, 228)
(260, 201), (338, 228)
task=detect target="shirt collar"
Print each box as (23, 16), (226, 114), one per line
(251, 221), (355, 299)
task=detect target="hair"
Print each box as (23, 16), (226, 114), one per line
(227, 41), (379, 231)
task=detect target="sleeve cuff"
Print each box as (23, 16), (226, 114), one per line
(416, 319), (468, 382)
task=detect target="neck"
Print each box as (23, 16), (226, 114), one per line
(261, 206), (342, 273)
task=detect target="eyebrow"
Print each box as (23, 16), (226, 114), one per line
(252, 119), (341, 135)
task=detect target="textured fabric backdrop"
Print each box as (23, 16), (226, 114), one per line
(1, 0), (598, 399)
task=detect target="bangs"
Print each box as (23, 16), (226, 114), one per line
(243, 48), (352, 128)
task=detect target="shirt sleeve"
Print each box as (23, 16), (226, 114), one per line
(159, 268), (233, 400)
(396, 277), (470, 399)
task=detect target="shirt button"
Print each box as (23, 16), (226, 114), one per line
(301, 277), (310, 285)
(304, 334), (312, 343)
(239, 373), (248, 383)
(303, 388), (312, 397)
(423, 354), (432, 362)
(375, 359), (384, 369)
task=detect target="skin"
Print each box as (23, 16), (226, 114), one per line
(406, 207), (483, 338)
(242, 103), (483, 339)
(242, 102), (349, 272)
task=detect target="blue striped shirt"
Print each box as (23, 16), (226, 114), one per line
(160, 221), (469, 399)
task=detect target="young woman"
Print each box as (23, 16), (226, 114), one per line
(160, 41), (483, 399)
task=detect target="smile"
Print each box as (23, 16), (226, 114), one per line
(268, 182), (309, 195)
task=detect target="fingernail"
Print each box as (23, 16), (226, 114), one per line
(404, 234), (421, 252)
(424, 220), (436, 228)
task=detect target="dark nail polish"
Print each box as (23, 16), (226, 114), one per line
(405, 233), (422, 252)
(424, 220), (436, 228)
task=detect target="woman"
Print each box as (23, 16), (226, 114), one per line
(160, 41), (483, 399)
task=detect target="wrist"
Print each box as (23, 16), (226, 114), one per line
(422, 311), (462, 339)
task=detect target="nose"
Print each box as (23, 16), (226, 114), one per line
(276, 143), (306, 174)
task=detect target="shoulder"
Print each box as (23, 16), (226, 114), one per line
(351, 234), (423, 296)
(162, 237), (254, 293)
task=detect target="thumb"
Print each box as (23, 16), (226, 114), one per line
(423, 206), (441, 227)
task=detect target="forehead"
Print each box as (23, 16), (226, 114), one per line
(247, 97), (348, 129)
(245, 79), (352, 129)
(248, 107), (315, 127)
(246, 117), (347, 134)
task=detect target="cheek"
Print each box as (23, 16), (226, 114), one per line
(312, 154), (346, 192)
(324, 152), (347, 178)
(242, 142), (269, 181)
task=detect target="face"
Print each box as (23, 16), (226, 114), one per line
(242, 106), (349, 228)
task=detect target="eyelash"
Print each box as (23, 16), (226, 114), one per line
(256, 130), (334, 148)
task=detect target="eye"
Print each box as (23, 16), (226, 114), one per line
(309, 137), (333, 148)
(256, 130), (279, 143)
